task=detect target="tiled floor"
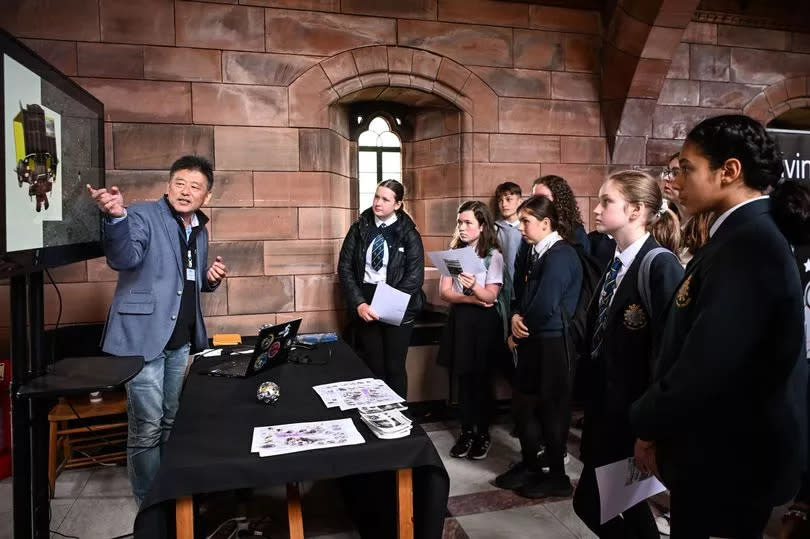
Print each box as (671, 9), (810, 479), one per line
(0, 418), (789, 539)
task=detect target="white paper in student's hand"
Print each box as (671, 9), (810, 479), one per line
(370, 283), (410, 326)
(594, 457), (667, 524)
(427, 246), (486, 277)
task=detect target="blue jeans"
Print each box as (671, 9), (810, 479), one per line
(126, 343), (190, 505)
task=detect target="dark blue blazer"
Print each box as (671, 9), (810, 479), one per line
(631, 199), (808, 507)
(516, 241), (582, 337)
(513, 224), (589, 309)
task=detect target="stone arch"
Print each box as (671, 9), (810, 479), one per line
(743, 76), (810, 126)
(287, 45), (498, 133)
(601, 0), (702, 163)
(286, 45), (502, 244)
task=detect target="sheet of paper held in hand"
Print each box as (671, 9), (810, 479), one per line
(250, 418), (365, 457)
(594, 457), (667, 524)
(427, 246), (487, 278)
(370, 282), (410, 326)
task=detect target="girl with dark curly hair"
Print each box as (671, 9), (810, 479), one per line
(514, 175), (593, 307)
(531, 175), (590, 252)
(631, 114), (808, 538)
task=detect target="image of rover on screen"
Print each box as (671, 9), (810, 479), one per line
(13, 103), (59, 212)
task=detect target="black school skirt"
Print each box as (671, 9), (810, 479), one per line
(437, 303), (501, 376)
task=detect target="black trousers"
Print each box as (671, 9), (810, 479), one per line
(668, 490), (771, 539)
(355, 320), (413, 399)
(512, 336), (571, 475)
(457, 373), (494, 433)
(572, 465), (658, 539)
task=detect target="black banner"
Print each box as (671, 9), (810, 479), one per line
(770, 128), (810, 180)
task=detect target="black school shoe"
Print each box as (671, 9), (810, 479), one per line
(494, 461), (533, 489)
(517, 472), (573, 499)
(468, 432), (491, 460)
(450, 430), (476, 458)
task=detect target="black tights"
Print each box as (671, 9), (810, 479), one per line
(457, 373), (493, 434)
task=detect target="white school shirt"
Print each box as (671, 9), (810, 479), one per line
(609, 232), (650, 308)
(532, 230), (562, 259)
(452, 248), (504, 294)
(709, 195), (769, 238)
(364, 213), (398, 284)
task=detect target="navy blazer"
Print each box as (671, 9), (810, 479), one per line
(580, 235), (683, 466)
(101, 198), (218, 362)
(631, 199), (808, 506)
(513, 224), (589, 309)
(516, 241), (582, 337)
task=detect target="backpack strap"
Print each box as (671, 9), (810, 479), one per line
(637, 247), (679, 318)
(483, 248), (513, 338)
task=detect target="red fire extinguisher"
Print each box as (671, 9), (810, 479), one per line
(0, 358), (10, 480)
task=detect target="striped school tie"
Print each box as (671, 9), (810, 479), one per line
(590, 257), (622, 359)
(371, 224), (386, 271)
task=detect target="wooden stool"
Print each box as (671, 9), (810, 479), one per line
(48, 392), (128, 498)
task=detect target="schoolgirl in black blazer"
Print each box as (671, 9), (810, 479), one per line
(631, 115), (808, 538)
(573, 170), (683, 538)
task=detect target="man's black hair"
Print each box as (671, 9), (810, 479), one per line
(170, 155), (214, 191)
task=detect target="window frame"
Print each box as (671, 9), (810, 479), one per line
(352, 104), (410, 212)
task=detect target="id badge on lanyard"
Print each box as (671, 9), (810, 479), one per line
(185, 248), (196, 281)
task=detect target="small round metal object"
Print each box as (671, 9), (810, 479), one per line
(256, 381), (280, 404)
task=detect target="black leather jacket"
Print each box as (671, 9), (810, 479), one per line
(338, 209), (425, 325)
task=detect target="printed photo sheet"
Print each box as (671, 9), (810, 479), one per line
(251, 418), (365, 457)
(313, 378), (405, 410)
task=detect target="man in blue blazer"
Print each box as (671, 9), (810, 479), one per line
(88, 155), (227, 504)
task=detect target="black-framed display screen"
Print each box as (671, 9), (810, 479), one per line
(0, 28), (104, 276)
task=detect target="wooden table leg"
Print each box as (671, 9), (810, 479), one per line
(176, 495), (194, 539)
(287, 482), (304, 539)
(396, 468), (414, 539)
(48, 420), (57, 499)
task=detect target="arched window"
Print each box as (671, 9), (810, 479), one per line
(357, 116), (402, 212)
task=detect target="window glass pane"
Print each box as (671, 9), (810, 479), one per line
(359, 192), (375, 213)
(358, 151), (377, 173)
(357, 116), (402, 214)
(358, 131), (377, 147)
(379, 131), (400, 148)
(369, 117), (389, 134)
(359, 171), (378, 211)
(359, 171), (378, 193)
(381, 151), (401, 175)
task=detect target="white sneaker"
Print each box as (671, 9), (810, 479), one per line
(537, 446), (570, 471)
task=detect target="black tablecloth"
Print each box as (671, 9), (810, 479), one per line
(134, 341), (449, 539)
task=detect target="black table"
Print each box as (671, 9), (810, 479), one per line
(18, 355), (143, 398)
(134, 341), (449, 539)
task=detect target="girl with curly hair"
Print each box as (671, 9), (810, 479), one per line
(531, 175), (590, 252)
(514, 175), (593, 306)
